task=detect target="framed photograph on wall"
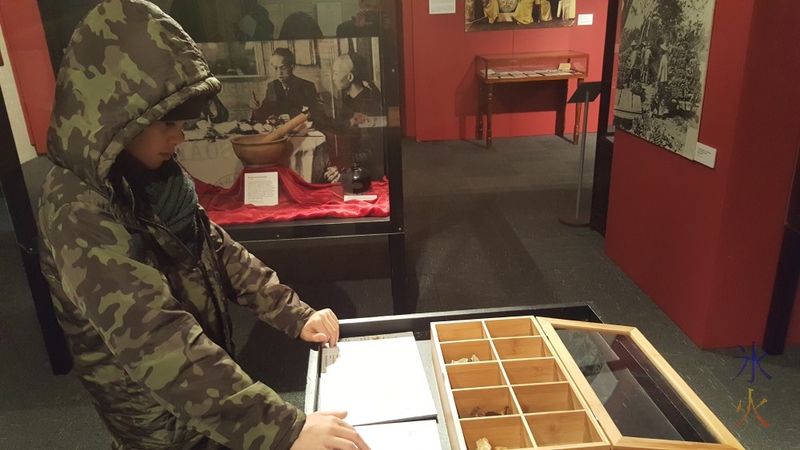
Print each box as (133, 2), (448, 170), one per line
(465, 0), (577, 32)
(613, 0), (716, 161)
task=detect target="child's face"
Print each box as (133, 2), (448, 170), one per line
(125, 120), (187, 169)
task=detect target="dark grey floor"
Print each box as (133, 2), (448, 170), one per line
(1, 135), (798, 449)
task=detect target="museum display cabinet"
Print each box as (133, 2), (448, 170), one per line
(162, 0), (409, 313)
(2, 0), (409, 375)
(475, 50), (589, 148)
(430, 316), (745, 450)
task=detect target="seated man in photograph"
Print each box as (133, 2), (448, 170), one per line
(329, 52), (386, 179)
(250, 48), (321, 122)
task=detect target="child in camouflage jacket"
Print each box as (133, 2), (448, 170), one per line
(37, 1), (369, 449)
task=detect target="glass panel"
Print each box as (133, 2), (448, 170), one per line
(35, 0), (399, 228)
(555, 328), (719, 443)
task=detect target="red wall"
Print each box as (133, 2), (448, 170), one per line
(402, 1), (607, 142)
(605, 1), (800, 349)
(0, 1), (53, 154)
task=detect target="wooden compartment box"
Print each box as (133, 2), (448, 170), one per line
(431, 317), (745, 450)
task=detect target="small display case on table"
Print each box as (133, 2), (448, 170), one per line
(431, 316), (745, 450)
(475, 51), (589, 148)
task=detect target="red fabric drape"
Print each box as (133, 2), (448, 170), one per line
(194, 166), (389, 225)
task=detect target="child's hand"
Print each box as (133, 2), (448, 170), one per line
(300, 308), (339, 348)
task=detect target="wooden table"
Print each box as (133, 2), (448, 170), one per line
(475, 51), (589, 148)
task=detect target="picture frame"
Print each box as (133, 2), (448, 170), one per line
(465, 0), (577, 32)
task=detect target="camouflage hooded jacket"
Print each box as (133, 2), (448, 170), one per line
(37, 1), (313, 448)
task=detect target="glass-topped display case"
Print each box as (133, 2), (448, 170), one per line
(475, 50), (589, 148)
(475, 51), (589, 83)
(430, 316), (745, 450)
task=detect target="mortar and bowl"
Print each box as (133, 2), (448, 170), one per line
(230, 112), (308, 167)
(230, 135), (290, 166)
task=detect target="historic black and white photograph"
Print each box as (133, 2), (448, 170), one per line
(613, 0), (715, 160)
(465, 0), (576, 32)
(179, 37), (387, 187)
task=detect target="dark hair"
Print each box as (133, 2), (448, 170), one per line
(344, 52), (370, 85)
(279, 12), (323, 39)
(162, 93), (213, 121)
(272, 47), (295, 66)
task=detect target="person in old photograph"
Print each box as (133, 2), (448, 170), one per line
(556, 0), (571, 20)
(482, 0), (500, 23)
(657, 42), (670, 84)
(512, 0), (534, 25)
(250, 47), (321, 122)
(237, 0), (274, 41)
(336, 0), (390, 37)
(278, 11), (324, 40)
(628, 40), (641, 85)
(535, 0), (553, 22)
(654, 42), (670, 117)
(640, 41), (653, 84)
(331, 52), (385, 179)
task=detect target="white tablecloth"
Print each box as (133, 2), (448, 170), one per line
(177, 120), (327, 188)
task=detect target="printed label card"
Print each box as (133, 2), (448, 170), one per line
(244, 172), (278, 206)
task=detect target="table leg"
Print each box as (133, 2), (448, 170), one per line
(573, 78), (584, 145)
(486, 84), (494, 149)
(389, 233), (410, 314)
(477, 83), (484, 140)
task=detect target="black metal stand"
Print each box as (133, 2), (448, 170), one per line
(559, 81), (602, 227)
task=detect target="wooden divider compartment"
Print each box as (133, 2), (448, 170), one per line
(460, 416), (535, 450)
(484, 317), (539, 338)
(503, 358), (566, 384)
(446, 361), (506, 389)
(513, 382), (582, 413)
(432, 317), (612, 450)
(493, 336), (551, 359)
(452, 386), (519, 419)
(526, 411), (604, 447)
(435, 321), (489, 342)
(441, 339), (495, 364)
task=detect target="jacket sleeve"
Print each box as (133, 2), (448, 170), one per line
(207, 220), (315, 339)
(42, 202), (304, 450)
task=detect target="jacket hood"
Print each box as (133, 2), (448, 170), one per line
(46, 0), (221, 191)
